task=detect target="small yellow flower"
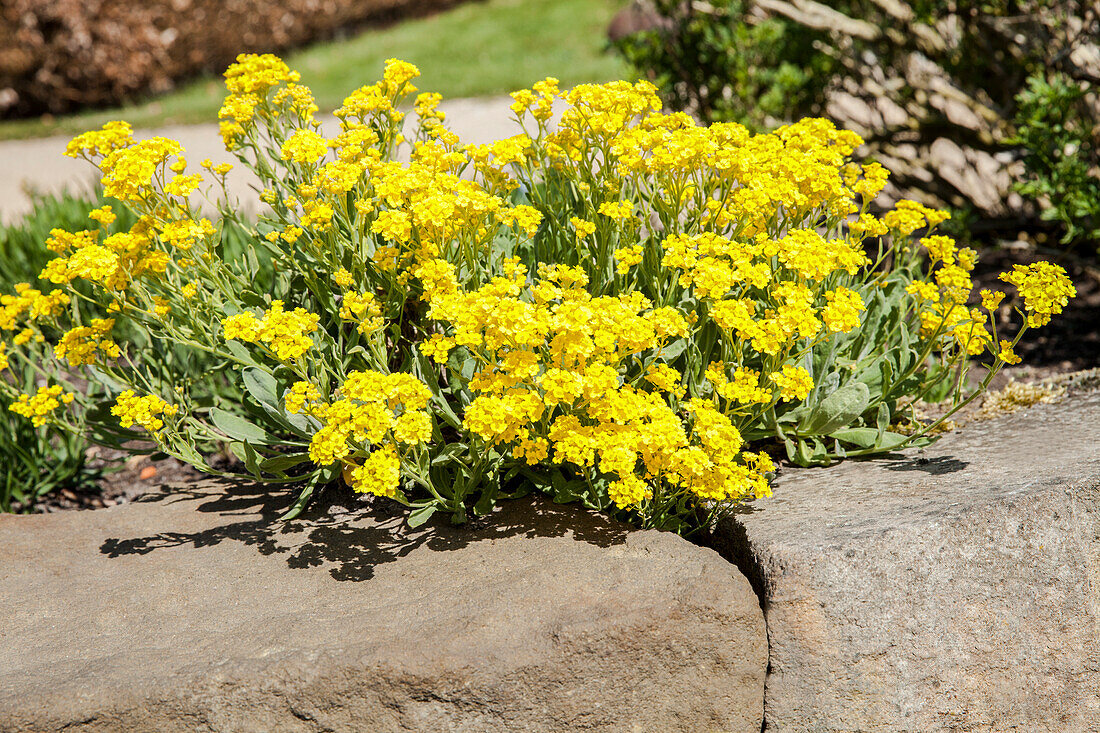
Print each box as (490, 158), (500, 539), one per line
(570, 217), (596, 240)
(333, 269), (354, 288)
(771, 365), (813, 402)
(9, 385), (74, 427)
(88, 206), (116, 226)
(111, 390), (178, 432)
(997, 340), (1022, 365)
(980, 289), (1005, 311)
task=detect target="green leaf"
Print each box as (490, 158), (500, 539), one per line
(245, 245), (260, 278)
(416, 352), (463, 429)
(210, 408), (271, 444)
(241, 441), (262, 479)
(852, 355), (885, 395)
(878, 358), (894, 400)
(430, 443), (466, 466)
(897, 327), (913, 373)
(225, 340), (258, 366)
(171, 440), (206, 468)
(242, 368), (278, 409)
(795, 438), (814, 466)
(473, 488), (497, 516)
(783, 437), (797, 462)
(550, 470), (586, 504)
(657, 338), (687, 361)
(820, 371), (841, 399)
(810, 437), (829, 464)
(280, 480), (316, 521)
(407, 503), (438, 528)
(875, 402), (890, 440)
(260, 453), (310, 474)
(777, 403), (810, 424)
(829, 427), (877, 448)
(86, 365), (128, 394)
(829, 427), (911, 451)
(800, 380), (870, 435)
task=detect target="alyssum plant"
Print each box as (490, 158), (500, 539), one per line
(0, 55), (1075, 532)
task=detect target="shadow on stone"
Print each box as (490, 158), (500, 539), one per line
(883, 454), (969, 474)
(100, 480), (630, 583)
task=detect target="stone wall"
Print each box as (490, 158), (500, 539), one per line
(0, 487), (767, 732)
(0, 0), (465, 117)
(709, 383), (1100, 731)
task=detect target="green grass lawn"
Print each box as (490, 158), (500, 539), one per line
(0, 0), (628, 141)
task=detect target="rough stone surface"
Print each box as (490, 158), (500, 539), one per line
(712, 389), (1100, 732)
(0, 485), (766, 732)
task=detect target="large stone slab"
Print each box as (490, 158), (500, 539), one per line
(0, 483), (766, 732)
(713, 389), (1100, 731)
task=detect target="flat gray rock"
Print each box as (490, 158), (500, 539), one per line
(0, 484), (766, 732)
(712, 390), (1100, 731)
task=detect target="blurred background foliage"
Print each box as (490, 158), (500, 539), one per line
(0, 0), (626, 140)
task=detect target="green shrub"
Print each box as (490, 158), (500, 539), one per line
(0, 358), (107, 512)
(610, 0), (829, 130)
(1013, 73), (1100, 249)
(0, 56), (1074, 533)
(0, 189), (138, 286)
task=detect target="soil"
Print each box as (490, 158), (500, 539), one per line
(30, 452), (184, 512)
(31, 444), (233, 513)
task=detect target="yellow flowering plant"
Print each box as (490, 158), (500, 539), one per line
(0, 55), (1075, 532)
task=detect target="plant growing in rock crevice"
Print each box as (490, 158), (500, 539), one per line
(0, 55), (1074, 531)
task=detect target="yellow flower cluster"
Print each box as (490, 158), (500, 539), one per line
(55, 319), (121, 366)
(289, 371), (432, 497)
(99, 137), (184, 202)
(28, 54), (1075, 533)
(419, 258), (771, 509)
(1000, 262), (1077, 327)
(9, 385), (74, 427)
(111, 390), (178, 432)
(0, 283), (69, 332)
(222, 301), (320, 361)
(65, 121), (134, 159)
(219, 53), (304, 147)
(706, 364), (772, 405)
(281, 129), (329, 165)
(39, 217), (168, 290)
(339, 292), (384, 334)
(771, 365), (814, 402)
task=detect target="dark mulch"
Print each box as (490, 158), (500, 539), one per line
(31, 446), (229, 513)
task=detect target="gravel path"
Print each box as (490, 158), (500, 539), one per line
(0, 96), (523, 224)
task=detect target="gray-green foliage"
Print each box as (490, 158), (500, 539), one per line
(0, 188), (259, 511)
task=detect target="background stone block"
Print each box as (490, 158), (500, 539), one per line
(713, 390), (1100, 731)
